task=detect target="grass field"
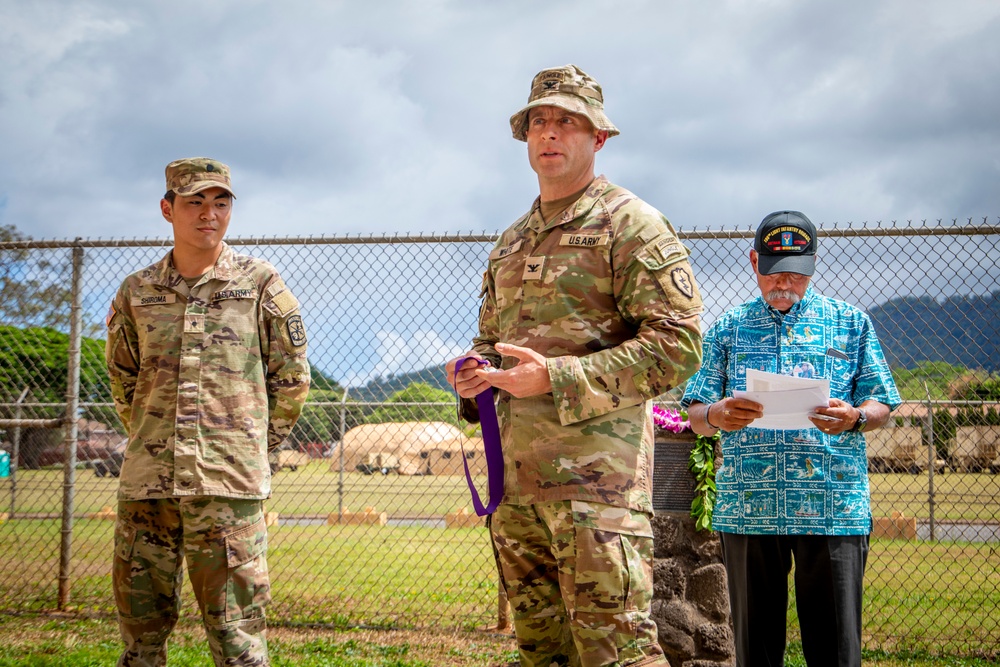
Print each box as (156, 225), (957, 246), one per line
(0, 614), (996, 667)
(4, 467), (999, 520)
(0, 467), (998, 659)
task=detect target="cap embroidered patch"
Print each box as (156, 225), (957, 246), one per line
(761, 225), (812, 254)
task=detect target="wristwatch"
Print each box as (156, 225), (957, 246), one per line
(848, 407), (868, 433)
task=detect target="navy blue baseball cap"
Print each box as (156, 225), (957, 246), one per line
(754, 211), (817, 276)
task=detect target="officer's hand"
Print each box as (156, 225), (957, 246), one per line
(711, 397), (764, 432)
(809, 397), (857, 436)
(446, 353), (492, 399)
(479, 343), (553, 398)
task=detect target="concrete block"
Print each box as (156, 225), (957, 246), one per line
(326, 507), (387, 526)
(84, 506), (117, 520)
(445, 508), (484, 528)
(872, 513), (917, 540)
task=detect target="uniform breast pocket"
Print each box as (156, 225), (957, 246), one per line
(534, 246), (613, 324)
(210, 296), (258, 348)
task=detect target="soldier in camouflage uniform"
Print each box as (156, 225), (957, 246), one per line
(447, 65), (704, 666)
(105, 157), (310, 667)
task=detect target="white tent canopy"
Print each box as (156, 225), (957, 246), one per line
(335, 421), (483, 475)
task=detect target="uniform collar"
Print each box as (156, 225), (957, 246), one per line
(146, 243), (236, 291)
(524, 175), (611, 232)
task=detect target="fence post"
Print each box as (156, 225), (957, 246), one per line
(338, 387), (349, 522)
(924, 383), (936, 543)
(8, 387), (29, 519)
(58, 244), (84, 610)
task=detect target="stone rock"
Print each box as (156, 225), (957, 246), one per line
(652, 514), (685, 558)
(688, 563), (730, 621)
(652, 504), (735, 666)
(657, 599), (698, 635)
(696, 621), (735, 658)
(692, 532), (723, 563)
(656, 620), (696, 663)
(654, 558), (685, 602)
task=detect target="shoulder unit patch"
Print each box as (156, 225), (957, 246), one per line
(286, 315), (307, 347)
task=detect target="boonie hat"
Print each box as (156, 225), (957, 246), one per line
(754, 211), (817, 276)
(509, 64), (620, 142)
(165, 157), (235, 198)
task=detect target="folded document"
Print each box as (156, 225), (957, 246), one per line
(733, 369), (830, 430)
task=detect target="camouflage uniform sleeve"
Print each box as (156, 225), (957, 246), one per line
(260, 276), (311, 450)
(548, 210), (705, 426)
(105, 284), (140, 432)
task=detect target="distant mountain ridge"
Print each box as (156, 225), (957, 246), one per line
(340, 291), (1000, 400)
(348, 364), (452, 402)
(868, 291), (999, 373)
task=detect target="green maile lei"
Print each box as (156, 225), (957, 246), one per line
(688, 432), (719, 532)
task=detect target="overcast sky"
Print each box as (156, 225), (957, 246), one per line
(2, 0), (999, 242)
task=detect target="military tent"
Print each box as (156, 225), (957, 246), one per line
(333, 421), (485, 476)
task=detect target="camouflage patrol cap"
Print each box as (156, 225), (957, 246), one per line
(164, 157), (235, 198)
(509, 64), (620, 142)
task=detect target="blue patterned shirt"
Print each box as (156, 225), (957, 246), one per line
(681, 287), (901, 535)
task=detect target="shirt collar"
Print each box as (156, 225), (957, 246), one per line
(145, 242), (235, 290)
(524, 175), (610, 232)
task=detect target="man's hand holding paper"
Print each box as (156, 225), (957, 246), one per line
(730, 369), (849, 432)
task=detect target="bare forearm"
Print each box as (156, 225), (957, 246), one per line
(687, 401), (719, 437)
(860, 399), (891, 431)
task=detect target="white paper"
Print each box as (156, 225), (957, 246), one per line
(745, 368), (829, 393)
(734, 370), (831, 430)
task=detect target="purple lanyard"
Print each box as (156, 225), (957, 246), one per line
(454, 357), (505, 516)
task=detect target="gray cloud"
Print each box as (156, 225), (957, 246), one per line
(1, 0), (997, 240)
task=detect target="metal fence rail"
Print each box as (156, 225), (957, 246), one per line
(1, 221), (999, 657)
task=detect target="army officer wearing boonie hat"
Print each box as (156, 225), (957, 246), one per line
(448, 64), (704, 666)
(106, 157), (310, 666)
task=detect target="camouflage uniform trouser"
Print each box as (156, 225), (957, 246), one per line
(489, 500), (668, 667)
(113, 497), (270, 667)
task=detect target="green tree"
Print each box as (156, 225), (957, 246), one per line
(0, 325), (113, 467)
(0, 224), (101, 337)
(310, 364), (343, 393)
(891, 361), (969, 401)
(949, 373), (1000, 401)
(364, 382), (458, 426)
(928, 408), (956, 461)
(286, 366), (394, 448)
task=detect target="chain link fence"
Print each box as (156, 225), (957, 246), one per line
(1, 221), (998, 656)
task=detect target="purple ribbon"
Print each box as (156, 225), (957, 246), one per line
(454, 357), (504, 516)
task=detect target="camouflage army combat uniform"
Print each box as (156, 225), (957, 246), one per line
(469, 173), (704, 665)
(106, 237), (310, 666)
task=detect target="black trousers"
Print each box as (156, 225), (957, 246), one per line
(719, 532), (869, 667)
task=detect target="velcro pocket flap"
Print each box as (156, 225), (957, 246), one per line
(570, 500), (653, 538)
(114, 522), (137, 561)
(225, 518), (268, 568)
